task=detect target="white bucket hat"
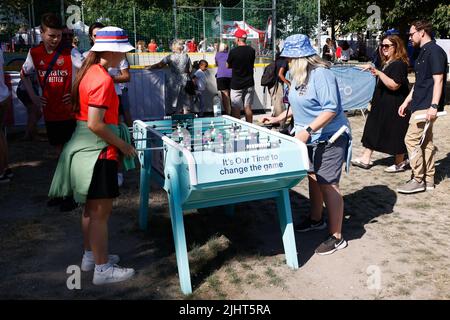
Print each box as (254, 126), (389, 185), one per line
(90, 26), (135, 53)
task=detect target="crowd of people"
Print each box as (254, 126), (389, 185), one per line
(0, 11), (448, 287)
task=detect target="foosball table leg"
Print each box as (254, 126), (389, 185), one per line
(139, 150), (151, 231)
(167, 167), (192, 295)
(276, 188), (299, 269)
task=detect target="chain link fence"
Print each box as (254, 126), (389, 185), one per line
(1, 0), (320, 66)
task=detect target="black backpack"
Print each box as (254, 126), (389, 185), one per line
(260, 61), (277, 89)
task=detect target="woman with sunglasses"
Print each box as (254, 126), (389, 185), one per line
(352, 35), (411, 172)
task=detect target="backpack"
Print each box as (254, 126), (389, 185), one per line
(260, 61), (277, 89)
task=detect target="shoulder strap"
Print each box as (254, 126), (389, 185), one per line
(42, 46), (63, 92)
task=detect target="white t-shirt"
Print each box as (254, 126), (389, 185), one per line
(194, 69), (207, 92)
(0, 48), (11, 102)
(108, 58), (129, 95)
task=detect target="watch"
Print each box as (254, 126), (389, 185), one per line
(430, 104), (439, 109)
(305, 126), (313, 135)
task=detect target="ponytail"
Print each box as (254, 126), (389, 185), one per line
(72, 51), (101, 113)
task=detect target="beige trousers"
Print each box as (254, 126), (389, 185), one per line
(270, 82), (285, 117)
(405, 110), (436, 183)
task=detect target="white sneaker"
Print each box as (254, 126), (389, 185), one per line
(117, 173), (124, 187)
(81, 254), (120, 272)
(92, 264), (135, 285)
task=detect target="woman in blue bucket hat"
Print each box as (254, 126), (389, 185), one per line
(49, 27), (137, 284)
(262, 34), (351, 255)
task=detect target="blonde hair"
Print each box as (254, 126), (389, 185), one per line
(172, 40), (184, 53)
(289, 54), (331, 85)
(219, 43), (228, 52)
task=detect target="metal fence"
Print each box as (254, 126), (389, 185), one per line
(1, 0), (320, 61)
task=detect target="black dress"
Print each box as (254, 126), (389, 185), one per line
(361, 60), (410, 155)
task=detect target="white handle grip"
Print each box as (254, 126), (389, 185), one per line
(414, 111), (447, 120)
(328, 125), (348, 144)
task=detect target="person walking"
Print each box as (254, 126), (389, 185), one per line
(397, 20), (448, 194)
(48, 26), (137, 285)
(227, 29), (256, 123)
(352, 35), (411, 173)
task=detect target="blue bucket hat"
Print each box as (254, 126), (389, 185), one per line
(280, 34), (316, 58)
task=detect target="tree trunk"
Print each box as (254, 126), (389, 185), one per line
(331, 16), (336, 41)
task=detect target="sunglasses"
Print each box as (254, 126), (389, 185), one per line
(380, 44), (395, 49)
(408, 30), (419, 37)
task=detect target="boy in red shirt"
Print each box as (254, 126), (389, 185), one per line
(20, 13), (75, 154)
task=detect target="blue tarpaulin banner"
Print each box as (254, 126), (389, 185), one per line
(331, 65), (376, 111)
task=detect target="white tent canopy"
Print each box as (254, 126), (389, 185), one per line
(221, 21), (265, 40)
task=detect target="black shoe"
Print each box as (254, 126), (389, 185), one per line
(295, 218), (327, 233)
(315, 235), (347, 255)
(47, 197), (64, 207)
(59, 196), (78, 212)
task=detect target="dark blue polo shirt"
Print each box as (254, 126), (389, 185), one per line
(411, 41), (448, 112)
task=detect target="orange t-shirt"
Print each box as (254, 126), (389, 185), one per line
(22, 44), (73, 121)
(76, 64), (119, 161)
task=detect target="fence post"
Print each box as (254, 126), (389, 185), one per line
(272, 0), (276, 60)
(219, 3), (222, 43)
(173, 0), (177, 39)
(202, 8), (206, 50)
(318, 0), (321, 56)
(133, 5), (137, 48)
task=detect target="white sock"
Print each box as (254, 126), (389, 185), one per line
(84, 250), (93, 259)
(95, 263), (112, 273)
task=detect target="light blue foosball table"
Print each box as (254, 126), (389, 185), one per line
(133, 115), (309, 294)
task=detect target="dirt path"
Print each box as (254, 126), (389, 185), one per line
(1, 109), (449, 300)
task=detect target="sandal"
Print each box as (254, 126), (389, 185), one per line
(351, 159), (373, 169)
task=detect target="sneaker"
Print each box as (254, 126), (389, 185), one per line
(295, 218), (327, 233)
(426, 182), (435, 191)
(397, 179), (425, 194)
(384, 161), (407, 173)
(92, 264), (135, 285)
(315, 235), (348, 255)
(117, 173), (124, 187)
(81, 254), (120, 272)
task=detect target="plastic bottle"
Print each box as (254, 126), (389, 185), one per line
(213, 94), (222, 117)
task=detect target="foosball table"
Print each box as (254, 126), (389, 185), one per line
(133, 115), (309, 294)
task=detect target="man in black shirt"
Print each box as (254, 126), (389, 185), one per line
(227, 28), (256, 123)
(397, 20), (448, 194)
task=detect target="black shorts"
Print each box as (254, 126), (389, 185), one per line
(45, 119), (76, 146)
(87, 159), (119, 200)
(216, 77), (231, 91)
